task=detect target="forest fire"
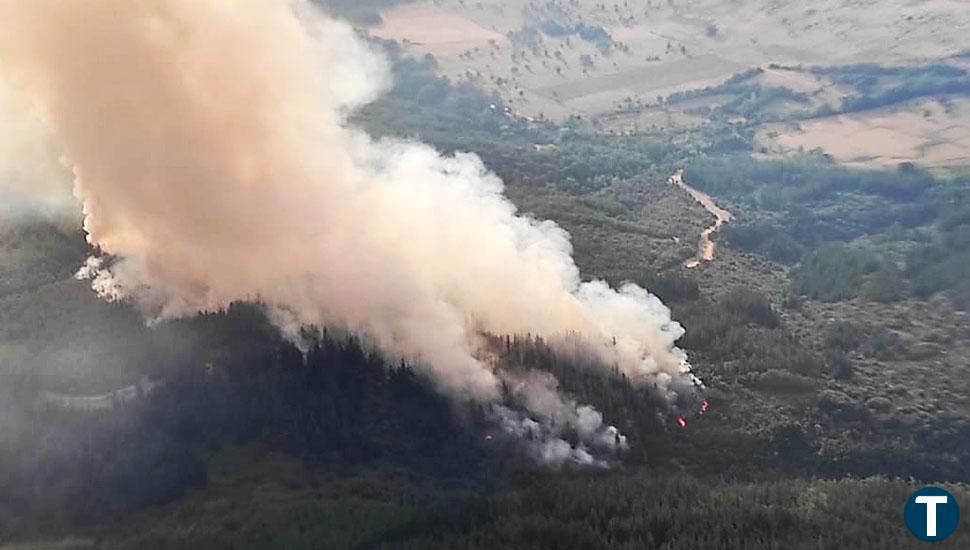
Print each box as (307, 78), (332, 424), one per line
(676, 400), (709, 429)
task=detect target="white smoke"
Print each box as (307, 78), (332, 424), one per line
(0, 72), (76, 221)
(0, 0), (698, 464)
(490, 370), (628, 468)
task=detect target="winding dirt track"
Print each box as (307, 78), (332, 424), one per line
(668, 169), (734, 268)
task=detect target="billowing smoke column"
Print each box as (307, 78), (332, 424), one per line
(0, 0), (698, 465)
(0, 70), (75, 219)
(491, 370), (628, 468)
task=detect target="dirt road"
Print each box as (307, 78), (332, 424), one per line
(668, 169), (733, 268)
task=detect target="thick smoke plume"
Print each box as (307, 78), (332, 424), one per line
(0, 71), (75, 220)
(0, 0), (698, 464)
(491, 370), (628, 468)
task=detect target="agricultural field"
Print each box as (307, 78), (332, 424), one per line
(368, 0), (970, 124)
(760, 96), (970, 169)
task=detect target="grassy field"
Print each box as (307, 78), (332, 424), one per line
(366, 0), (970, 123)
(760, 96), (970, 169)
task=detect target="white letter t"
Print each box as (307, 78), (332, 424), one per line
(915, 496), (949, 537)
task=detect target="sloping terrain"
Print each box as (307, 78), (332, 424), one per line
(370, 0), (970, 122)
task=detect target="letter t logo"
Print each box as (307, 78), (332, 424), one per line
(915, 495), (949, 537)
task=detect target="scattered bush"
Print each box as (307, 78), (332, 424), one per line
(790, 244), (878, 302)
(749, 369), (817, 393)
(720, 287), (780, 328)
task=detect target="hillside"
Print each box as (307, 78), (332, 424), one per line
(2, 1), (970, 548)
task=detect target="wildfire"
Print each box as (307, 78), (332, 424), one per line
(676, 401), (709, 429)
